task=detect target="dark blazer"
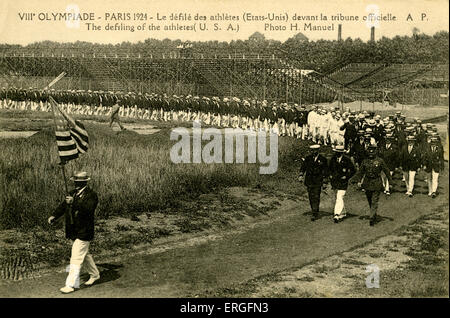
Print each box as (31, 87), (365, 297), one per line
(358, 157), (392, 191)
(341, 122), (357, 141)
(298, 110), (308, 126)
(395, 128), (407, 150)
(300, 153), (329, 187)
(378, 143), (399, 171)
(351, 140), (367, 164)
(415, 129), (427, 147)
(329, 154), (356, 190)
(399, 144), (422, 171)
(373, 125), (385, 143)
(423, 144), (445, 173)
(53, 186), (98, 241)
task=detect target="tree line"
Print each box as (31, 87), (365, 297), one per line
(0, 31), (448, 74)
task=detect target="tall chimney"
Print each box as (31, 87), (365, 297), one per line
(338, 24), (342, 41)
(370, 26), (375, 42)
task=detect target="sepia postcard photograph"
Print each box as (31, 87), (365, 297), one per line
(0, 0), (448, 306)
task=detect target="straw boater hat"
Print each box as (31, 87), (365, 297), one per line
(368, 119), (376, 126)
(70, 171), (91, 182)
(333, 145), (345, 152)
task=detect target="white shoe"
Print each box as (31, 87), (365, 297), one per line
(84, 275), (100, 286)
(60, 286), (75, 294)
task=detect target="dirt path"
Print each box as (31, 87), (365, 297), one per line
(212, 205), (448, 298)
(0, 169), (447, 298)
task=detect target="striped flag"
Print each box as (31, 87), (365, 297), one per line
(49, 96), (89, 163)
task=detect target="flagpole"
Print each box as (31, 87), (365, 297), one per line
(45, 74), (74, 224)
(59, 161), (70, 191)
(50, 99), (73, 224)
(48, 96), (69, 194)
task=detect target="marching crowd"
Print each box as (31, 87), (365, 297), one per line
(1, 86), (446, 294)
(1, 87), (446, 227)
(299, 110), (445, 226)
(1, 87), (312, 137)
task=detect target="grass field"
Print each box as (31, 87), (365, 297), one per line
(0, 109), (313, 231)
(1, 104), (448, 230)
(1, 105), (448, 231)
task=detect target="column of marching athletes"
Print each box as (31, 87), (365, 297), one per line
(0, 86), (445, 217)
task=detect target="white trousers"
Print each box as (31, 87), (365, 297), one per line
(309, 125), (316, 141)
(65, 239), (100, 288)
(403, 170), (416, 193)
(288, 123), (295, 137)
(381, 171), (394, 192)
(301, 124), (308, 140)
(334, 190), (346, 218)
(427, 170), (439, 194)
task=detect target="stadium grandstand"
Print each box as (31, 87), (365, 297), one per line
(0, 30), (448, 106)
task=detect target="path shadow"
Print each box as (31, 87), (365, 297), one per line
(301, 210), (360, 221)
(79, 263), (123, 289)
(389, 187), (404, 194)
(303, 210), (332, 220)
(358, 215), (394, 224)
(342, 212), (359, 220)
(302, 209), (360, 220)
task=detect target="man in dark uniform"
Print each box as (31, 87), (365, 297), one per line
(394, 121), (407, 150)
(423, 137), (445, 198)
(298, 105), (309, 140)
(48, 171), (100, 293)
(355, 113), (365, 131)
(399, 135), (422, 197)
(364, 131), (374, 151)
(357, 144), (393, 226)
(299, 144), (330, 221)
(394, 111), (402, 124)
(340, 115), (357, 151)
(351, 130), (367, 168)
(414, 120), (427, 152)
(378, 134), (399, 195)
(329, 145), (356, 223)
(373, 117), (386, 149)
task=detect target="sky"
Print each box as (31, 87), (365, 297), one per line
(0, 0), (448, 45)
